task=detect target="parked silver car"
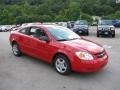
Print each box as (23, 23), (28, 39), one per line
(97, 20), (115, 37)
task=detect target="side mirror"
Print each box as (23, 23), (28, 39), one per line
(39, 36), (50, 42)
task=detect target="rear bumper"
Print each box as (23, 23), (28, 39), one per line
(71, 54), (108, 72)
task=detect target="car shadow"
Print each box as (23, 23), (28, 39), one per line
(70, 68), (108, 77)
(9, 50), (110, 81)
(20, 54), (52, 67)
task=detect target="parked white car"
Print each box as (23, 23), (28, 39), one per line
(0, 25), (13, 32)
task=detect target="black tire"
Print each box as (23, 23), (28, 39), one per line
(53, 55), (71, 75)
(86, 31), (89, 36)
(12, 42), (22, 56)
(97, 31), (100, 37)
(112, 34), (115, 37)
(76, 31), (80, 35)
(112, 31), (115, 37)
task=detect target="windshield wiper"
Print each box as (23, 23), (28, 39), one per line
(57, 39), (69, 41)
(57, 38), (79, 41)
(69, 38), (79, 40)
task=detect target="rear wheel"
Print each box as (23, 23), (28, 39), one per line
(12, 43), (22, 56)
(54, 55), (71, 75)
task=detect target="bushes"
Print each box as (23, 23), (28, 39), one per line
(113, 11), (120, 19)
(102, 11), (120, 20)
(81, 13), (93, 24)
(0, 0), (119, 24)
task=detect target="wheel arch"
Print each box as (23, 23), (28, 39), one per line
(11, 40), (17, 46)
(51, 52), (71, 67)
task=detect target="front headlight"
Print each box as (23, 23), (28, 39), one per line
(111, 27), (115, 30)
(84, 27), (88, 29)
(98, 27), (102, 30)
(75, 51), (94, 60)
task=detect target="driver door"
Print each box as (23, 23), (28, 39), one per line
(29, 27), (52, 62)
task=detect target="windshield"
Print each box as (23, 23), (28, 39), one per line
(75, 20), (88, 25)
(48, 26), (80, 41)
(99, 20), (113, 25)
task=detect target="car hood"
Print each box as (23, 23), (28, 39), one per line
(98, 25), (114, 28)
(61, 39), (104, 54)
(74, 25), (88, 29)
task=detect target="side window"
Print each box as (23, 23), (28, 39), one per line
(19, 28), (29, 35)
(34, 29), (46, 38)
(19, 28), (27, 34)
(29, 28), (37, 36)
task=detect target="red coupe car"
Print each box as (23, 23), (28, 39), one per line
(9, 24), (108, 75)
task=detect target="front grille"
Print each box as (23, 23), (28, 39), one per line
(103, 28), (110, 31)
(95, 50), (106, 58)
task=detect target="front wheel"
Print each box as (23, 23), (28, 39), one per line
(97, 31), (100, 37)
(54, 55), (71, 75)
(112, 31), (115, 37)
(12, 43), (22, 56)
(112, 34), (115, 37)
(86, 31), (89, 36)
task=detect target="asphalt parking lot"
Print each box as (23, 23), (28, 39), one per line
(0, 26), (120, 90)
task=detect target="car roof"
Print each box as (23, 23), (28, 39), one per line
(21, 24), (65, 30)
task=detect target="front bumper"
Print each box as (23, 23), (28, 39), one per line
(71, 54), (108, 72)
(98, 30), (115, 36)
(73, 29), (88, 35)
